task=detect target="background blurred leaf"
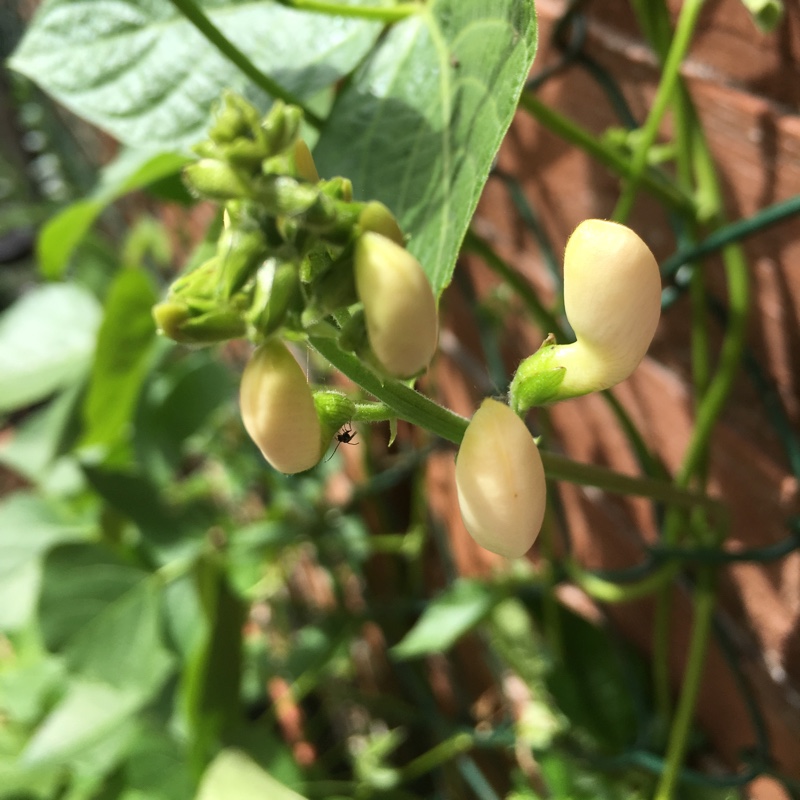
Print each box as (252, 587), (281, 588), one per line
(196, 749), (308, 800)
(391, 578), (496, 659)
(81, 268), (158, 452)
(0, 384), (81, 484)
(37, 151), (189, 280)
(0, 283), (101, 413)
(314, 0), (538, 295)
(182, 557), (246, 768)
(135, 353), (235, 480)
(21, 680), (144, 769)
(0, 494), (92, 631)
(9, 0), (381, 149)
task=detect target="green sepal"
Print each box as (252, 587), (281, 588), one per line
(208, 90), (262, 145)
(319, 176), (353, 203)
(313, 390), (357, 456)
(508, 336), (568, 413)
(308, 245), (358, 315)
(260, 100), (302, 155)
(337, 308), (369, 355)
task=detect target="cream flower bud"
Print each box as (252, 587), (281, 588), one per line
(239, 339), (322, 473)
(558, 219), (661, 393)
(354, 232), (438, 379)
(509, 219), (661, 411)
(455, 399), (546, 558)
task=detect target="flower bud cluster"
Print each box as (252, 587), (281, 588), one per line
(152, 92), (440, 473)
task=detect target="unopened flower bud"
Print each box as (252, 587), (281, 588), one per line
(510, 219), (661, 411)
(358, 202), (405, 246)
(354, 232), (438, 379)
(183, 159), (252, 201)
(293, 140), (319, 183)
(455, 399), (546, 558)
(240, 339), (322, 473)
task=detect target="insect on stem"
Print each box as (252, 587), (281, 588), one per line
(326, 422), (358, 461)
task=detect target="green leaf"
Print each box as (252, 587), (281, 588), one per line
(314, 0), (537, 296)
(182, 557), (247, 765)
(391, 578), (496, 660)
(21, 680), (144, 768)
(65, 580), (174, 692)
(0, 493), (92, 631)
(36, 544), (165, 684)
(123, 726), (194, 800)
(9, 0), (381, 149)
(135, 353), (235, 478)
(0, 284), (102, 413)
(0, 384), (82, 484)
(81, 268), (158, 451)
(37, 151), (189, 280)
(196, 749), (308, 800)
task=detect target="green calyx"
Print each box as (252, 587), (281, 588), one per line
(313, 390), (357, 455)
(508, 335), (568, 414)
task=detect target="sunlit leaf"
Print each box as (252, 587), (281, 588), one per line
(0, 493), (91, 631)
(81, 268), (158, 451)
(315, 0), (538, 295)
(21, 680), (144, 768)
(0, 284), (101, 413)
(196, 749), (308, 800)
(9, 0), (381, 149)
(37, 151), (189, 280)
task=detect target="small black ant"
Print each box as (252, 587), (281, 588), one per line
(326, 422), (358, 461)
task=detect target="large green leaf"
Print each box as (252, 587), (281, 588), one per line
(196, 749), (308, 800)
(21, 680), (144, 768)
(0, 284), (102, 413)
(0, 493), (92, 631)
(9, 0), (381, 149)
(81, 268), (158, 451)
(38, 543), (173, 699)
(314, 0), (537, 295)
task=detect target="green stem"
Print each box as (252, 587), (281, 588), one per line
(310, 337), (470, 443)
(613, 0), (707, 222)
(278, 0), (422, 22)
(353, 401), (396, 423)
(167, 0), (324, 128)
(661, 193), (800, 280)
(518, 93), (694, 216)
(312, 338), (726, 520)
(463, 229), (565, 337)
(566, 559), (679, 603)
(399, 732), (474, 782)
(654, 569), (716, 800)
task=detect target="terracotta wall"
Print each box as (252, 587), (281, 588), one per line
(430, 1), (800, 797)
